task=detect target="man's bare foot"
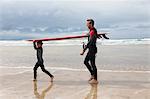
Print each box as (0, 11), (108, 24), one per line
(88, 75), (94, 81)
(33, 79), (37, 82)
(89, 79), (98, 84)
(50, 76), (54, 82)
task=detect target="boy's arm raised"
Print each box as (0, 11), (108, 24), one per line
(33, 41), (37, 49)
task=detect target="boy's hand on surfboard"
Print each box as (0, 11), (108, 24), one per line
(33, 40), (37, 42)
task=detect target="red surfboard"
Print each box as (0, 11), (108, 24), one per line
(27, 32), (109, 42)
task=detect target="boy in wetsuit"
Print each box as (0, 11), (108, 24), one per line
(33, 40), (54, 82)
(80, 19), (98, 84)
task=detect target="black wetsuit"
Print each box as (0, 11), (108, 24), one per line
(83, 27), (98, 80)
(33, 42), (53, 79)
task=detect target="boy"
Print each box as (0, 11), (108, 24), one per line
(33, 40), (54, 82)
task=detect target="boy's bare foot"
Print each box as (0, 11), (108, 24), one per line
(50, 76), (54, 82)
(89, 79), (98, 84)
(88, 75), (94, 81)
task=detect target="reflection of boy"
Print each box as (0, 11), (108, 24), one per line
(33, 81), (53, 99)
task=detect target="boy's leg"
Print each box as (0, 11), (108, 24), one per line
(33, 63), (40, 80)
(40, 64), (54, 78)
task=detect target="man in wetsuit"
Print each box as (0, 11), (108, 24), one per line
(80, 19), (98, 84)
(33, 41), (54, 82)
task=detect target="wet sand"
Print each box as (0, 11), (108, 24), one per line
(0, 44), (150, 99)
(0, 68), (150, 99)
(0, 44), (150, 70)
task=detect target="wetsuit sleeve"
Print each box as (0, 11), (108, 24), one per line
(90, 30), (95, 37)
(83, 30), (96, 52)
(33, 42), (37, 49)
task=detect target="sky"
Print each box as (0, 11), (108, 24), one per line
(0, 0), (150, 40)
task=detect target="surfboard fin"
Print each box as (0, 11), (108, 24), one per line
(101, 34), (109, 39)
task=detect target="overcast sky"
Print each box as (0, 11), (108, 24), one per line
(0, 0), (150, 39)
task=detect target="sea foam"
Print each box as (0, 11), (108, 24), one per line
(0, 38), (150, 46)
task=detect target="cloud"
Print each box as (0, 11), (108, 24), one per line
(0, 0), (149, 39)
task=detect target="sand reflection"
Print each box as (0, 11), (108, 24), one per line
(33, 81), (53, 99)
(85, 83), (98, 99)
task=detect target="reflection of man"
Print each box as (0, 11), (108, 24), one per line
(85, 84), (98, 99)
(33, 81), (53, 99)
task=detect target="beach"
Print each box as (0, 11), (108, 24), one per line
(0, 44), (150, 99)
(0, 0), (149, 98)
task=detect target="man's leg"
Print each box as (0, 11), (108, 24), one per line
(40, 64), (53, 78)
(90, 54), (97, 80)
(33, 63), (40, 80)
(84, 53), (94, 76)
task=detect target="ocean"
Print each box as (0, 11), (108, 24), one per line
(0, 38), (150, 46)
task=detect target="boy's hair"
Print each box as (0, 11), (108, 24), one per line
(37, 41), (43, 45)
(87, 19), (94, 26)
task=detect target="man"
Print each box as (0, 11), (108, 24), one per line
(80, 19), (98, 84)
(33, 40), (54, 82)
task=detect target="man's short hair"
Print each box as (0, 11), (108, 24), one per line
(87, 19), (94, 26)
